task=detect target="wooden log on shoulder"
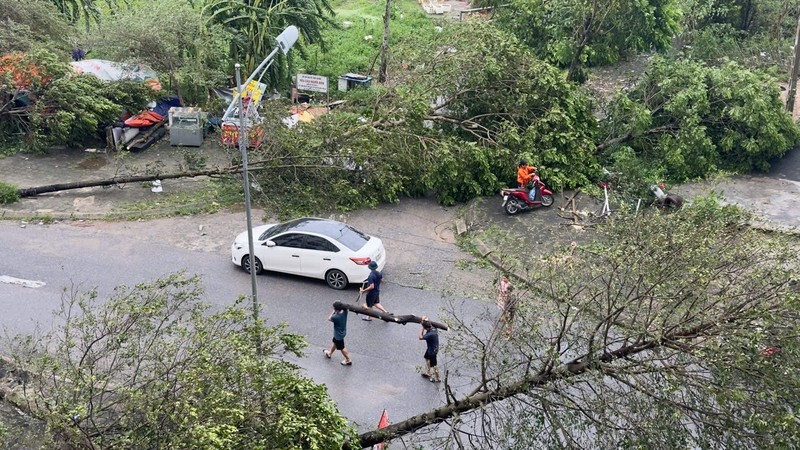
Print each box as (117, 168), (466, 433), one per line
(340, 304), (449, 330)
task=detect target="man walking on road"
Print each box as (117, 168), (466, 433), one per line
(419, 316), (441, 382)
(325, 302), (352, 365)
(360, 261), (389, 320)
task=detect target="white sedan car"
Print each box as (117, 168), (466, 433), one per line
(231, 217), (386, 289)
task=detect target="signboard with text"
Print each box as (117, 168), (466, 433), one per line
(296, 73), (329, 93)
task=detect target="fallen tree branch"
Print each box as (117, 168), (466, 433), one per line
(339, 303), (449, 330)
(351, 322), (715, 449)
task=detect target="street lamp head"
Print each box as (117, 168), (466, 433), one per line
(235, 63), (241, 68)
(276, 26), (299, 55)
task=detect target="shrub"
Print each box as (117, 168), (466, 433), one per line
(0, 180), (20, 204)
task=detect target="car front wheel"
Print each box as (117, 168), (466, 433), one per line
(325, 269), (349, 290)
(241, 255), (263, 275)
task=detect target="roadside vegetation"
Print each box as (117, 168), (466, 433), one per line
(2, 0), (800, 448)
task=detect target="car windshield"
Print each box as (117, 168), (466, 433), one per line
(260, 218), (370, 251)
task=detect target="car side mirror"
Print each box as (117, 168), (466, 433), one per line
(265, 241), (275, 247)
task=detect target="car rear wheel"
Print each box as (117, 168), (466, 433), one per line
(326, 269), (349, 290)
(241, 255), (263, 275)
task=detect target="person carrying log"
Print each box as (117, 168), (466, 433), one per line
(419, 316), (441, 383)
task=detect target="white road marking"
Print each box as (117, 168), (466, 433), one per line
(0, 275), (46, 289)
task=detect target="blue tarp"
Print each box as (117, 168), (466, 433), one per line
(153, 96), (182, 117)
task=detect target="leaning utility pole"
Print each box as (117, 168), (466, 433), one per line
(786, 12), (800, 113)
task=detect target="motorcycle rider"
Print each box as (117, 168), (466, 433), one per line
(517, 160), (538, 202)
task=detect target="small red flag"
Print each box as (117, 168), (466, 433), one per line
(376, 409), (389, 450)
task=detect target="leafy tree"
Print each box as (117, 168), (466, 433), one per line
(679, 0), (800, 33)
(674, 0), (800, 69)
(245, 22), (599, 214)
(11, 273), (356, 449)
(492, 0), (680, 81)
(0, 51), (153, 152)
(202, 0), (336, 85)
(89, 0), (231, 105)
(599, 57), (800, 187)
(0, 0), (71, 54)
(47, 0), (122, 29)
(359, 199), (800, 448)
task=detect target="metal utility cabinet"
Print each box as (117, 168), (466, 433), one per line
(337, 73), (372, 92)
(168, 107), (206, 147)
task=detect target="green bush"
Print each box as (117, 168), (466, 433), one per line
(0, 180), (20, 204)
(601, 57), (800, 192)
(0, 50), (153, 152)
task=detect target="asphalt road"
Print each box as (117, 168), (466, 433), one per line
(0, 214), (493, 433)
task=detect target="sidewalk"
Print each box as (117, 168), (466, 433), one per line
(0, 142), (237, 220)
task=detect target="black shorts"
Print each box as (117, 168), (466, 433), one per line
(332, 338), (345, 350)
(424, 351), (437, 367)
(366, 292), (380, 307)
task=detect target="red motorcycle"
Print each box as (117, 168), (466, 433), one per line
(501, 176), (554, 215)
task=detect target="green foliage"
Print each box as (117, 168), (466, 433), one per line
(493, 0), (680, 81)
(0, 181), (20, 204)
(11, 273), (355, 449)
(673, 0), (800, 70)
(678, 0), (800, 34)
(425, 140), (502, 205)
(247, 22), (600, 214)
(47, 0), (123, 28)
(295, 0), (436, 80)
(89, 0), (231, 106)
(601, 57), (800, 191)
(202, 0), (336, 88)
(397, 21), (600, 191)
(448, 198), (800, 447)
(0, 50), (153, 152)
(0, 0), (72, 53)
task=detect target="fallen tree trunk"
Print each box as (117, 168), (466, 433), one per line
(16, 166), (241, 197)
(351, 323), (714, 449)
(16, 161), (351, 198)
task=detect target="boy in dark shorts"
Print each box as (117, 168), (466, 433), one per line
(325, 302), (352, 365)
(419, 316), (441, 382)
(360, 261), (389, 320)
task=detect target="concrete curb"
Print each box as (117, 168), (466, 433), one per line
(0, 201), (220, 222)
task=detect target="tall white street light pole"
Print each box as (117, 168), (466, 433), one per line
(230, 26), (300, 329)
(234, 63), (260, 326)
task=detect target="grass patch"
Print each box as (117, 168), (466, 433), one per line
(463, 224), (530, 274)
(454, 258), (493, 270)
(295, 0), (437, 80)
(111, 178), (243, 219)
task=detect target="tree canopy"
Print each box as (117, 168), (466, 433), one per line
(366, 200), (800, 448)
(10, 274), (356, 450)
(0, 0), (71, 54)
(491, 0), (680, 81)
(600, 57), (800, 188)
(243, 22), (599, 215)
(88, 0), (231, 105)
